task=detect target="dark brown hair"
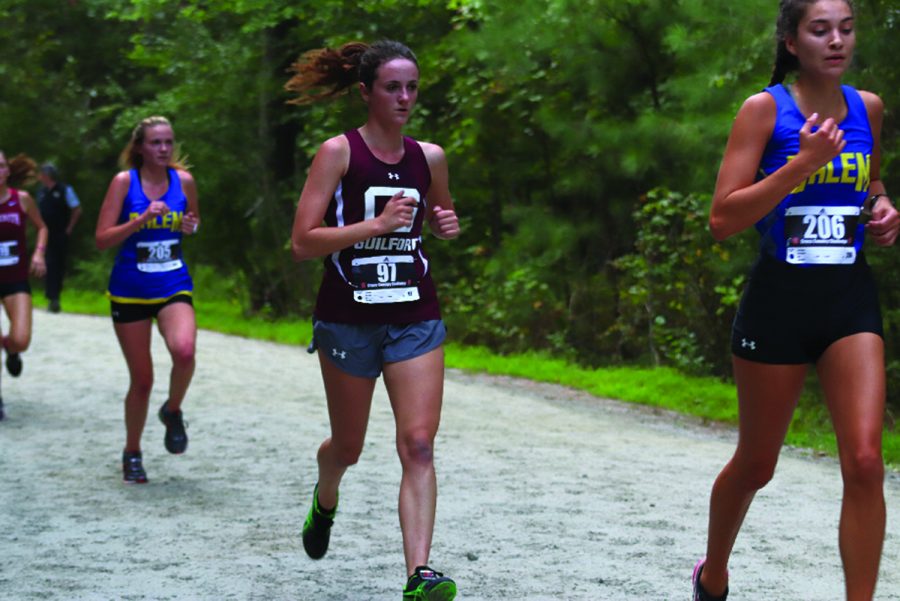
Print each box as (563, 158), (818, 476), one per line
(285, 40), (418, 105)
(769, 0), (855, 86)
(0, 151), (37, 188)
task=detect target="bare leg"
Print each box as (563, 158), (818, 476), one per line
(315, 352), (377, 509)
(383, 347), (445, 576)
(817, 333), (885, 601)
(2, 292), (32, 353)
(156, 301), (197, 413)
(113, 319), (154, 452)
(700, 356), (807, 596)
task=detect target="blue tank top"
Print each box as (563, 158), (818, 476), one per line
(756, 84), (872, 265)
(313, 129), (440, 324)
(107, 168), (193, 303)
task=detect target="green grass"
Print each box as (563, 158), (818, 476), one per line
(55, 287), (897, 468)
(445, 345), (739, 421)
(59, 287), (313, 346)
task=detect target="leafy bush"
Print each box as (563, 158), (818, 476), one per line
(613, 187), (752, 376)
(441, 205), (571, 354)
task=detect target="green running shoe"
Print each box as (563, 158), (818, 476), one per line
(402, 566), (457, 600)
(302, 484), (337, 559)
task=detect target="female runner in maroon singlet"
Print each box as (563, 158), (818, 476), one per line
(0, 151), (48, 421)
(288, 41), (461, 600)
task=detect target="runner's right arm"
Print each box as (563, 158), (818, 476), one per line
(291, 136), (418, 261)
(709, 93), (845, 241)
(95, 172), (168, 250)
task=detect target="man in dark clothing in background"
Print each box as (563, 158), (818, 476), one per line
(36, 163), (81, 313)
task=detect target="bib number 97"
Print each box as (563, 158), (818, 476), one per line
(377, 262), (397, 283)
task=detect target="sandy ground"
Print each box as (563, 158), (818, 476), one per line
(0, 310), (899, 601)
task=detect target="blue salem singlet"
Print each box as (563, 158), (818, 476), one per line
(107, 168), (193, 303)
(313, 129), (441, 324)
(755, 84), (872, 265)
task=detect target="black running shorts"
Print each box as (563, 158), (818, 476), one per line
(731, 254), (882, 364)
(0, 280), (31, 298)
(110, 294), (193, 324)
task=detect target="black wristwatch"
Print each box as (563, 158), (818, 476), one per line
(861, 193), (888, 223)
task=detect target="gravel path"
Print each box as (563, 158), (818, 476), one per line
(0, 310), (898, 600)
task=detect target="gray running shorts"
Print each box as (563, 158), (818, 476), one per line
(308, 319), (446, 378)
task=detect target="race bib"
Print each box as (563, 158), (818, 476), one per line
(0, 241), (19, 267)
(136, 239), (183, 273)
(350, 254), (420, 304)
(784, 205), (859, 265)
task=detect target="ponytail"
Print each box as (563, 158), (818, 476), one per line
(2, 153), (37, 188)
(285, 42), (369, 105)
(768, 41), (797, 86)
(286, 40), (418, 105)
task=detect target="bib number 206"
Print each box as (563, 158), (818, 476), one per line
(801, 213), (846, 240)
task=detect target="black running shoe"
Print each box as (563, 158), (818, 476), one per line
(403, 566), (457, 600)
(692, 559), (728, 601)
(302, 484), (337, 559)
(6, 352), (22, 377)
(158, 401), (188, 454)
(123, 451), (148, 484)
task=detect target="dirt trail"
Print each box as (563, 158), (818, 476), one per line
(0, 310), (898, 600)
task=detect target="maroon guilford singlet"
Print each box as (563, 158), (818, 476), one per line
(0, 189), (30, 284)
(313, 129), (441, 324)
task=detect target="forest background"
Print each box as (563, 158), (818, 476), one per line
(1, 1), (899, 423)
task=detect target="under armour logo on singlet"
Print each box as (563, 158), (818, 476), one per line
(388, 172), (399, 180)
(332, 348), (347, 360)
(741, 338), (756, 350)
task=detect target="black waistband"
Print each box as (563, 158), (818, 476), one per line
(751, 252), (870, 290)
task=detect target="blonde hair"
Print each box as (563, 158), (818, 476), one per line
(118, 116), (190, 171)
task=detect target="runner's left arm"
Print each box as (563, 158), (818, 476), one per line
(178, 170), (200, 235)
(421, 142), (460, 240)
(19, 190), (48, 277)
(860, 91), (899, 246)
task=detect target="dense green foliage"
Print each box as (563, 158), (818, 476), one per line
(1, 0), (899, 416)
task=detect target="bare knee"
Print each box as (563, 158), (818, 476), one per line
(727, 455), (778, 492)
(842, 448), (884, 490)
(129, 372), (154, 398)
(397, 430), (435, 469)
(5, 332), (30, 353)
(170, 339), (195, 367)
(325, 439), (364, 468)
